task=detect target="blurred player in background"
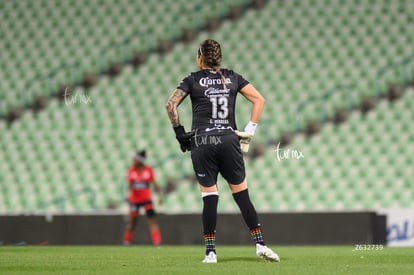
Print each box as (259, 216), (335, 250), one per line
(123, 150), (162, 245)
(166, 39), (280, 263)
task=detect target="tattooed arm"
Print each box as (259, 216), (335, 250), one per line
(165, 88), (187, 127)
(166, 88), (193, 152)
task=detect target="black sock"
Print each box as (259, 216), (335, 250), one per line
(202, 194), (218, 254)
(233, 189), (265, 245)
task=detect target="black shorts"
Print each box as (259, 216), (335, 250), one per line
(190, 132), (246, 187)
(128, 201), (156, 218)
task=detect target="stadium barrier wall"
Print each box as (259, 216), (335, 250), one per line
(0, 212), (385, 245)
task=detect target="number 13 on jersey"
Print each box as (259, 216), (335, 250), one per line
(210, 97), (228, 119)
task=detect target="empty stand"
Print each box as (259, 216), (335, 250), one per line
(0, 0), (413, 213)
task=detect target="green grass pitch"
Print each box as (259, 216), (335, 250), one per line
(1, 245), (413, 275)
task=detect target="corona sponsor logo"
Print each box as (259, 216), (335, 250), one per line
(199, 77), (231, 88)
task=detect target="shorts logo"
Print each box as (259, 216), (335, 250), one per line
(199, 77), (232, 88)
(197, 173), (206, 177)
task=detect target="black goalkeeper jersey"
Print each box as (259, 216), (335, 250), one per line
(177, 69), (249, 134)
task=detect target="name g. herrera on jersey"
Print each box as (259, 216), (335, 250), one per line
(199, 77), (232, 88)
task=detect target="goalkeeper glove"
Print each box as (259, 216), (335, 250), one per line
(235, 121), (258, 153)
(235, 130), (253, 153)
(173, 125), (194, 152)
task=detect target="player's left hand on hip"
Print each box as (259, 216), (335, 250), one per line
(235, 130), (253, 153)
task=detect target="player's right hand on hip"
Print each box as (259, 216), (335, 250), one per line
(174, 125), (194, 152)
(235, 130), (254, 153)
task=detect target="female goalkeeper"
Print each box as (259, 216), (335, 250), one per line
(166, 39), (280, 263)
